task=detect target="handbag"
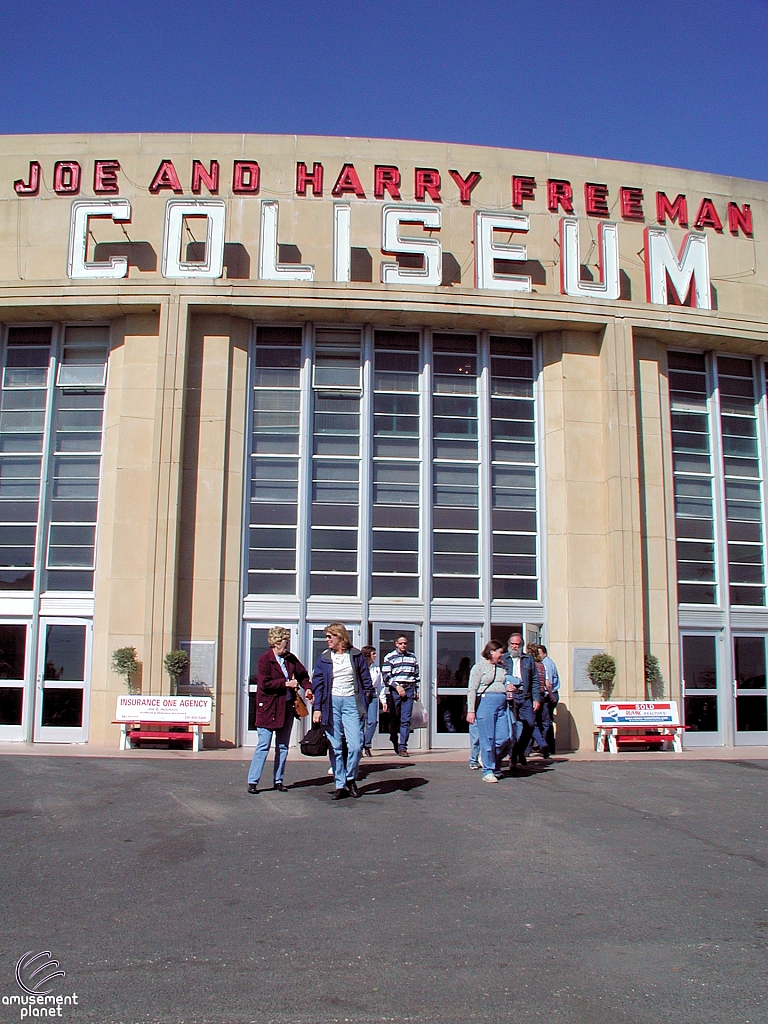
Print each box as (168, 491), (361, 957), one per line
(299, 722), (329, 756)
(293, 690), (309, 718)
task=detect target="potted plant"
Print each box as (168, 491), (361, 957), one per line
(164, 649), (190, 696)
(645, 654), (664, 700)
(112, 646), (140, 694)
(587, 652), (617, 700)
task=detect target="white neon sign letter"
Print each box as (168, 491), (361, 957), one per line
(333, 203), (351, 283)
(644, 227), (711, 309)
(67, 199), (132, 280)
(474, 212), (531, 292)
(259, 200), (315, 282)
(380, 204), (442, 287)
(161, 199), (226, 279)
(559, 218), (620, 301)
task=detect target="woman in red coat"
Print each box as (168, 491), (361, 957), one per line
(247, 627), (311, 793)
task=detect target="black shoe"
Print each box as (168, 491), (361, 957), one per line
(363, 747), (372, 757)
(332, 788), (348, 800)
(273, 782), (287, 792)
(247, 784), (259, 794)
(540, 746), (550, 760)
(518, 752), (527, 767)
(346, 780), (361, 798)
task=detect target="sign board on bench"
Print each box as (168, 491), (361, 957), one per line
(592, 701), (684, 753)
(115, 695), (213, 724)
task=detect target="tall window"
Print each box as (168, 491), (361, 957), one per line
(247, 326), (301, 595)
(717, 355), (765, 606)
(46, 327), (108, 592)
(669, 351), (717, 605)
(0, 327), (50, 591)
(490, 336), (538, 600)
(432, 333), (479, 599)
(372, 330), (420, 597)
(669, 350), (767, 608)
(310, 329), (361, 596)
(0, 325), (107, 595)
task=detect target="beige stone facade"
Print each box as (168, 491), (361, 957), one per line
(0, 133), (767, 752)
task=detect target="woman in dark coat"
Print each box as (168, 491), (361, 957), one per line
(247, 627), (311, 793)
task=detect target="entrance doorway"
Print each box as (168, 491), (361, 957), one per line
(34, 619), (92, 743)
(431, 627), (480, 749)
(0, 622), (31, 741)
(733, 634), (768, 744)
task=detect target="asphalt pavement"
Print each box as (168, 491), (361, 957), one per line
(1, 752), (767, 1024)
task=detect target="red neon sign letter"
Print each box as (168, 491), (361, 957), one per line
(448, 169), (481, 205)
(694, 198), (723, 232)
(54, 161), (81, 195)
(191, 160), (220, 195)
(727, 202), (753, 237)
(547, 179), (573, 213)
(149, 160), (183, 194)
(414, 168), (441, 202)
(296, 162), (323, 196)
(332, 164), (366, 198)
(14, 161), (41, 196)
(94, 160), (120, 194)
(585, 182), (610, 217)
(233, 161), (260, 194)
(512, 176), (536, 208)
(620, 187), (644, 221)
(374, 166), (402, 200)
(656, 192), (688, 226)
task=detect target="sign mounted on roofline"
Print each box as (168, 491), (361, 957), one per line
(9, 152), (758, 310)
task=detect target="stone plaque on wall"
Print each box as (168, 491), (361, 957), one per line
(178, 640), (216, 696)
(572, 647), (604, 692)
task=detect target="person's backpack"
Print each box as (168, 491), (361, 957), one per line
(300, 722), (329, 756)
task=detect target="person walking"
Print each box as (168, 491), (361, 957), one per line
(525, 642), (551, 759)
(247, 627), (311, 794)
(466, 641), (510, 783)
(361, 645), (385, 756)
(538, 644), (560, 753)
(311, 623), (374, 800)
(382, 634), (420, 757)
(505, 633), (543, 766)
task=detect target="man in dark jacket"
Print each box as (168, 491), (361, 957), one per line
(312, 622), (374, 800)
(503, 633), (542, 766)
(247, 627), (310, 793)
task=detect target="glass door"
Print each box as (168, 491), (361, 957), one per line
(733, 634), (768, 744)
(0, 622), (31, 741)
(373, 624), (422, 751)
(34, 619), (91, 743)
(431, 627), (480, 749)
(681, 632), (724, 747)
(243, 623), (302, 746)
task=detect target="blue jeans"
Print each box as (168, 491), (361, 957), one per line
(391, 687), (416, 750)
(469, 719), (481, 765)
(247, 714), (295, 786)
(327, 695), (364, 789)
(363, 694), (379, 749)
(475, 692), (510, 775)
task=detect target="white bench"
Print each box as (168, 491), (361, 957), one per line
(593, 701), (685, 753)
(114, 695), (212, 752)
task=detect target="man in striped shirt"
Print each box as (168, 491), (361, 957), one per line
(382, 634), (420, 757)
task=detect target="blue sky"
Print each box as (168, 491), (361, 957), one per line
(2, 0), (766, 181)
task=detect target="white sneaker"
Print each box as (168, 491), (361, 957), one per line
(482, 773), (498, 783)
(327, 766), (334, 775)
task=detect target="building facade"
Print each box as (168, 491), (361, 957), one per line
(0, 133), (766, 750)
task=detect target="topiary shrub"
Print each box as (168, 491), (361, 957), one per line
(112, 646), (140, 694)
(587, 653), (617, 700)
(645, 654), (664, 699)
(164, 649), (189, 696)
